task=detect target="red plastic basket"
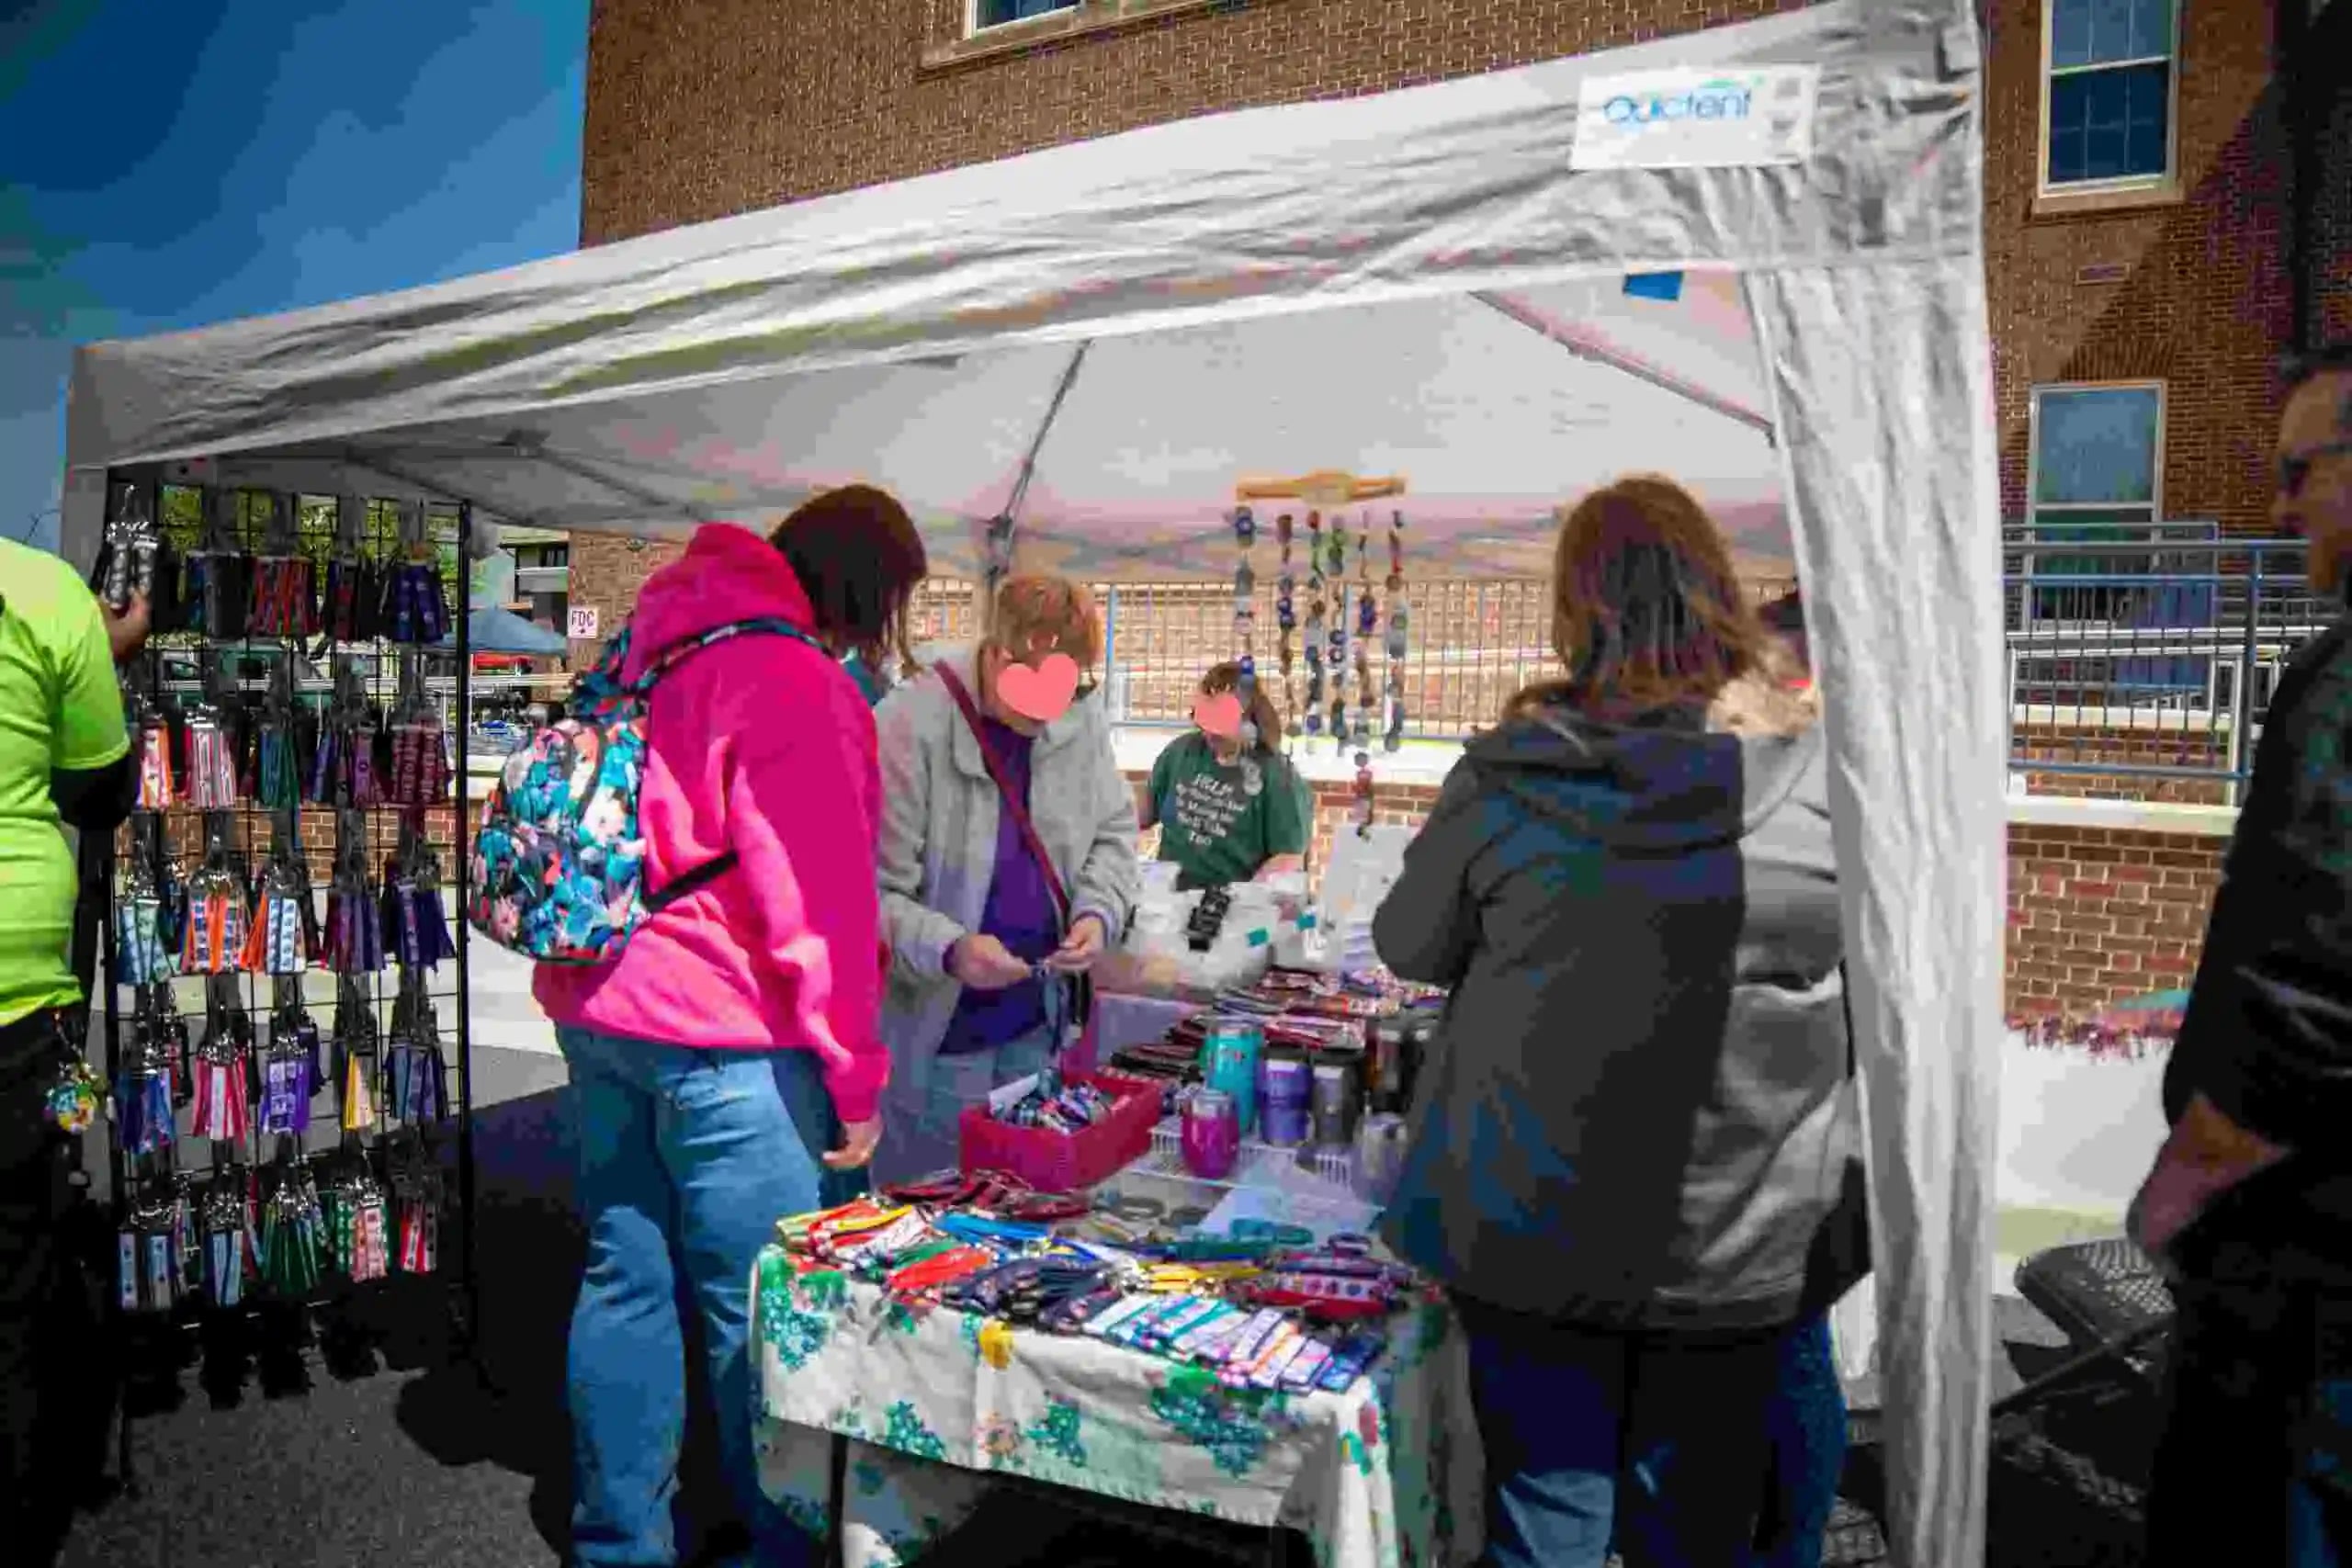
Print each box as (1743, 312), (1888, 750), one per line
(957, 1070), (1162, 1192)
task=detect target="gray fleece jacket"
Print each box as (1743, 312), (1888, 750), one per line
(1373, 703), (1862, 1329)
(872, 644), (1140, 1062)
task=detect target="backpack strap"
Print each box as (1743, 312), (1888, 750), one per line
(628, 616), (830, 695)
(628, 615), (832, 911)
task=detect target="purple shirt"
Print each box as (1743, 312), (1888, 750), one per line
(938, 716), (1060, 1055)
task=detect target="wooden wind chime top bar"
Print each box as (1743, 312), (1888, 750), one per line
(1228, 471), (1411, 838)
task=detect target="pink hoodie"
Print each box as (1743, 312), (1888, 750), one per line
(533, 525), (889, 1124)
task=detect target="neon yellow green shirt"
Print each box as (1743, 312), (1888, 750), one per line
(0, 538), (128, 1025)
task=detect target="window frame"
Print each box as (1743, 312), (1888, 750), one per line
(2037, 0), (2184, 196)
(2021, 379), (2169, 626)
(2026, 378), (2168, 524)
(966, 0), (1081, 37)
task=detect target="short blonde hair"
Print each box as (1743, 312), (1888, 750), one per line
(989, 574), (1102, 668)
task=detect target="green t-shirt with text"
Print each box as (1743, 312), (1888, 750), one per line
(1148, 731), (1310, 891)
(0, 539), (128, 1025)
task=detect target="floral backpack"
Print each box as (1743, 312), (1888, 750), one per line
(467, 615), (825, 964)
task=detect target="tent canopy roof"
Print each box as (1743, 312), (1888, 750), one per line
(66, 0), (1969, 581)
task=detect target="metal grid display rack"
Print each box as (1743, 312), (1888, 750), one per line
(87, 478), (480, 1486)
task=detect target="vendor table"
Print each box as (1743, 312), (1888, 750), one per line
(751, 1250), (1481, 1568)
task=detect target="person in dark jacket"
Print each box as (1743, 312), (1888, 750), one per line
(1374, 476), (1864, 1568)
(2130, 344), (2352, 1567)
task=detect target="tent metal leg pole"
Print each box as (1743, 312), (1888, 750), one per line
(453, 502), (484, 1382)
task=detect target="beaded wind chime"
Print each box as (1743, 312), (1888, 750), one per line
(1227, 506), (1264, 795)
(1233, 473), (1408, 835)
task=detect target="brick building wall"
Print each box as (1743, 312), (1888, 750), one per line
(1982, 0), (2295, 536)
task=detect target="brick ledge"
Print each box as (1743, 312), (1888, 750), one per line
(2005, 793), (2236, 837)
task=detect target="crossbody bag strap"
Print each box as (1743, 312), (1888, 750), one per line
(635, 616), (831, 911)
(934, 664), (1072, 928)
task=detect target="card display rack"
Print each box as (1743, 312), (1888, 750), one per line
(89, 479), (480, 1483)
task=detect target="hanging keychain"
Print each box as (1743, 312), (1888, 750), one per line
(179, 837), (250, 976)
(242, 854), (310, 977)
(1275, 513), (1297, 745)
(153, 992), (194, 1110)
(118, 1193), (178, 1315)
(325, 837), (386, 975)
(1303, 512), (1326, 738)
(383, 986), (447, 1125)
(338, 1166), (391, 1284)
(387, 502), (449, 644)
(322, 495), (368, 643)
(1229, 506), (1264, 798)
(390, 1142), (442, 1274)
(190, 981), (254, 1145)
(388, 660), (450, 807)
(384, 837), (456, 974)
(1385, 510), (1408, 751)
(203, 1174), (249, 1309)
(1353, 513), (1377, 750)
(1329, 515), (1351, 739)
(334, 976), (380, 1133)
(114, 855), (174, 987)
(155, 852), (190, 969)
(258, 1161), (326, 1300)
(256, 990), (315, 1142)
(98, 482), (162, 612)
(248, 493), (319, 639)
(133, 697), (175, 812)
(116, 1007), (175, 1156)
(184, 701), (238, 812)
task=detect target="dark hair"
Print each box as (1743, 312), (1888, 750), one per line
(768, 486), (929, 673)
(1199, 660), (1284, 750)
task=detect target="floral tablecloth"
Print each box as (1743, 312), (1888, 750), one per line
(751, 1249), (1482, 1568)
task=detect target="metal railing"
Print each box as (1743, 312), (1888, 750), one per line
(903, 540), (2325, 803)
(2003, 532), (2323, 805)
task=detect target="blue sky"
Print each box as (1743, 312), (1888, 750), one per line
(1, 0), (588, 552)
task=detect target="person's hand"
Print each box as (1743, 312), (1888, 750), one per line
(950, 933), (1032, 990)
(1046, 913), (1109, 975)
(824, 1116), (882, 1171)
(103, 592), (153, 663)
(2127, 1093), (2290, 1269)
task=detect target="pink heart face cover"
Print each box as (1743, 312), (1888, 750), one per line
(996, 652), (1081, 723)
(1192, 692), (1244, 739)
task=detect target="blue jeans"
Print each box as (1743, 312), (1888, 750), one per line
(1752, 1314), (1847, 1568)
(870, 1023), (1056, 1188)
(1458, 1299), (1784, 1568)
(558, 1027), (831, 1568)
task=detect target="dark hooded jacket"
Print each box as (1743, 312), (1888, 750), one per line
(1372, 699), (1863, 1329)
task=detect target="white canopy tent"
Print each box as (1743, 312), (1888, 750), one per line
(62, 1), (2001, 1560)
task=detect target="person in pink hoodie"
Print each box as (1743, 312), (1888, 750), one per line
(534, 486), (926, 1568)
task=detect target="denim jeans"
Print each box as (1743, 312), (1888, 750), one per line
(1751, 1314), (1847, 1568)
(558, 1026), (832, 1568)
(870, 1024), (1056, 1188)
(1457, 1298), (1783, 1568)
(2147, 1280), (2352, 1568)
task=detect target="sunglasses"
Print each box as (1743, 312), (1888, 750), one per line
(2281, 441), (2352, 498)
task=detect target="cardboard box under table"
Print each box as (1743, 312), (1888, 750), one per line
(750, 1163), (1481, 1568)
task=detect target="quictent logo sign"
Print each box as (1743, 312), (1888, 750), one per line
(1603, 78), (1758, 126)
(1572, 65), (1821, 172)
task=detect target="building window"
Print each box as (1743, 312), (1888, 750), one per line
(972, 0), (1077, 31)
(2044, 0), (2178, 189)
(2025, 382), (2165, 620)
